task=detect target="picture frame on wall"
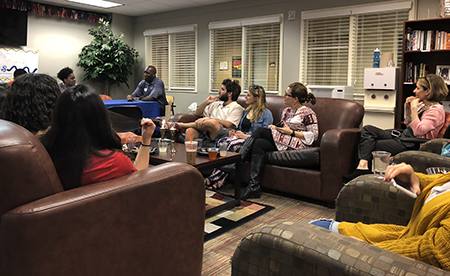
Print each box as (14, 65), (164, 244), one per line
(436, 65), (450, 84)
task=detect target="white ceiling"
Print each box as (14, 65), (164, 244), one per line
(32, 0), (236, 17)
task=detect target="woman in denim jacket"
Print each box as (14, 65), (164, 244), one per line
(205, 85), (273, 190)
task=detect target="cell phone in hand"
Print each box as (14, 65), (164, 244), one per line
(391, 179), (417, 198)
(274, 121), (284, 127)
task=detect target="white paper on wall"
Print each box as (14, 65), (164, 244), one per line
(0, 47), (39, 83)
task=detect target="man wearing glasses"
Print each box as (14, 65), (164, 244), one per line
(173, 79), (243, 148)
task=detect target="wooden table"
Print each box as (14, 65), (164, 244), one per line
(149, 142), (242, 217)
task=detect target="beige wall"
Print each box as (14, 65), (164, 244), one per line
(27, 13), (135, 98)
(23, 0), (441, 112)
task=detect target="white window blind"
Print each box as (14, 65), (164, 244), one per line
(244, 23), (280, 92)
(210, 16), (282, 93)
(351, 10), (409, 96)
(301, 2), (410, 101)
(210, 27), (242, 92)
(300, 16), (350, 86)
(144, 25), (196, 91)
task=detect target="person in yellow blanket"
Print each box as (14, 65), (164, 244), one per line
(311, 163), (450, 270)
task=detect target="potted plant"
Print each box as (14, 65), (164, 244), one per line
(77, 19), (139, 96)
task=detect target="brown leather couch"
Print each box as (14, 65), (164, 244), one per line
(0, 120), (205, 276)
(172, 96), (364, 204)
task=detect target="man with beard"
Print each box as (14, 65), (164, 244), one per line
(127, 65), (168, 116)
(174, 79), (243, 148)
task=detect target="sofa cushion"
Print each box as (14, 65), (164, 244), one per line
(266, 147), (320, 169)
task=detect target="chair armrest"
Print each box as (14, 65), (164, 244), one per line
(335, 174), (415, 226)
(231, 220), (450, 276)
(1, 163), (205, 276)
(419, 138), (450, 154)
(392, 150), (450, 173)
(319, 128), (361, 202)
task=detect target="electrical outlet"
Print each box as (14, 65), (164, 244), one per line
(288, 10), (296, 21)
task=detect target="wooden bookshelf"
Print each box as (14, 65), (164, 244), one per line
(398, 17), (450, 128)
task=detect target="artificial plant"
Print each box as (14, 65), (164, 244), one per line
(77, 19), (139, 95)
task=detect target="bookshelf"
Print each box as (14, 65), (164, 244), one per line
(398, 17), (450, 128)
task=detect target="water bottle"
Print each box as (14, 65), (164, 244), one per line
(373, 48), (380, 68)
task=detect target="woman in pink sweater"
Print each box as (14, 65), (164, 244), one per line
(345, 74), (448, 182)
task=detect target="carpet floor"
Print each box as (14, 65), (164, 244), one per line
(205, 190), (274, 242)
(201, 186), (335, 276)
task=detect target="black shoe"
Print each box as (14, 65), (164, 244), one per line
(242, 186), (261, 200)
(343, 169), (372, 183)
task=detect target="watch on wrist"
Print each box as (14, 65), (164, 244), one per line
(290, 130), (295, 137)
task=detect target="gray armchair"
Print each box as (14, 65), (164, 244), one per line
(231, 174), (450, 275)
(392, 138), (450, 173)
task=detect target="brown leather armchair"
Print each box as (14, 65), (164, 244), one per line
(0, 120), (205, 276)
(172, 96), (364, 204)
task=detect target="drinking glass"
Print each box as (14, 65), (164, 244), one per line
(372, 151), (391, 178)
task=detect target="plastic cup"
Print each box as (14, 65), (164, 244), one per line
(125, 137), (136, 153)
(195, 138), (203, 149)
(372, 151), (391, 178)
(133, 97), (139, 102)
(185, 141), (198, 165)
(219, 142), (227, 157)
(158, 139), (168, 153)
(207, 148), (219, 160)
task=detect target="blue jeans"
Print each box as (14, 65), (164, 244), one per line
(309, 219), (340, 233)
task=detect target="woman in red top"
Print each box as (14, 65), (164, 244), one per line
(41, 84), (155, 190)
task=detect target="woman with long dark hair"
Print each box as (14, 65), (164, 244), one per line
(41, 84), (155, 190)
(241, 82), (319, 199)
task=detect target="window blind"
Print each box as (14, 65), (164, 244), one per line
(244, 23), (280, 93)
(144, 25), (196, 91)
(146, 34), (169, 87)
(301, 3), (410, 101)
(170, 31), (195, 90)
(210, 27), (242, 92)
(210, 16), (282, 93)
(351, 10), (409, 96)
(300, 16), (350, 86)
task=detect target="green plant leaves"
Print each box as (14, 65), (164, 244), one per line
(77, 19), (139, 95)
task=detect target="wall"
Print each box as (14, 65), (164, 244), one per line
(27, 13), (135, 98)
(24, 0), (441, 113)
(132, 0), (420, 113)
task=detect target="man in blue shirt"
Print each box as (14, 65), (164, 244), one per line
(127, 65), (168, 116)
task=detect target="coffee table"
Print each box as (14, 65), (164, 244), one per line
(149, 142), (242, 217)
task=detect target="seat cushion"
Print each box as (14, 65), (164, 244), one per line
(266, 147), (320, 169)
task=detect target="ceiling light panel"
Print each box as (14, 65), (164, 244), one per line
(66, 0), (123, 8)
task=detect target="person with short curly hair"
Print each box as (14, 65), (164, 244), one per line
(57, 67), (76, 92)
(0, 73), (60, 136)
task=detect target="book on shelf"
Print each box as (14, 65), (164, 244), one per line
(404, 62), (428, 83)
(406, 28), (450, 51)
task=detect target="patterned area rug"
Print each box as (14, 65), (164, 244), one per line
(204, 190), (274, 242)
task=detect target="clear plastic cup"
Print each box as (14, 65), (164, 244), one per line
(207, 148), (219, 160)
(185, 141), (198, 165)
(219, 142), (227, 157)
(158, 139), (169, 153)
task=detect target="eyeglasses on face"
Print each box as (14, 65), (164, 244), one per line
(284, 93), (294, 98)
